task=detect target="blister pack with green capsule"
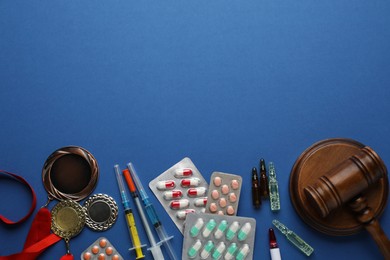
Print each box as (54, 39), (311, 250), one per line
(183, 212), (256, 260)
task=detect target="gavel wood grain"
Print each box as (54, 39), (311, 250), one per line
(290, 138), (389, 259)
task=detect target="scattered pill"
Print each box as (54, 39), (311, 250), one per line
(228, 193), (237, 203)
(226, 206), (235, 215)
(174, 168), (193, 178)
(209, 203), (218, 213)
(188, 239), (202, 258)
(226, 221), (240, 240)
(213, 176), (222, 187)
(163, 190), (183, 200)
(170, 199), (190, 209)
(190, 218), (205, 237)
(181, 177), (201, 187)
(211, 190), (220, 200)
(224, 243), (238, 260)
(236, 244), (250, 260)
(214, 220), (228, 239)
(200, 240), (214, 259)
(212, 242), (226, 260)
(156, 180), (176, 190)
(219, 198), (227, 208)
(202, 219), (217, 238)
(221, 185), (229, 195)
(231, 179), (240, 190)
(188, 187), (207, 197)
(194, 197), (208, 207)
(237, 222), (251, 241)
(176, 209), (195, 220)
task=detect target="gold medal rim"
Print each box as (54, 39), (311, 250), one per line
(51, 199), (86, 239)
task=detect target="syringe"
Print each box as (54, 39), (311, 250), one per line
(127, 162), (178, 260)
(122, 167), (165, 260)
(114, 164), (145, 259)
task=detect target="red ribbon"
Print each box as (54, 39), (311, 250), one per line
(0, 170), (62, 260)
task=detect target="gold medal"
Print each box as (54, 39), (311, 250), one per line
(51, 199), (86, 254)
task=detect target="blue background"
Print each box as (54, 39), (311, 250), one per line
(1, 1), (389, 259)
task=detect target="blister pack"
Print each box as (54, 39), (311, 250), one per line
(182, 212), (256, 260)
(149, 157), (209, 233)
(80, 237), (123, 260)
(205, 172), (242, 216)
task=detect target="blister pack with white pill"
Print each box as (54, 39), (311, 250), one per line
(182, 212), (256, 260)
(149, 157), (209, 233)
(80, 237), (123, 260)
(205, 172), (242, 216)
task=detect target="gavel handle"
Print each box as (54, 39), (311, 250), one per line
(349, 196), (390, 260)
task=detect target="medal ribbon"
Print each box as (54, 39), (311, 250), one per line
(0, 170), (62, 260)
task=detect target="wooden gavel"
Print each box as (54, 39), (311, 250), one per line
(304, 146), (390, 259)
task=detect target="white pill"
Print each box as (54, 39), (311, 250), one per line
(170, 199), (190, 209)
(188, 187), (207, 197)
(176, 209), (195, 220)
(194, 197), (208, 207)
(174, 168), (193, 178)
(181, 178), (201, 187)
(156, 180), (175, 190)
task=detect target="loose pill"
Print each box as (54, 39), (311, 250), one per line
(209, 203), (218, 213)
(188, 239), (202, 258)
(231, 179), (240, 190)
(200, 240), (214, 259)
(224, 243), (238, 260)
(219, 198), (227, 208)
(176, 209), (195, 220)
(236, 244), (250, 260)
(163, 190), (183, 200)
(156, 180), (176, 190)
(174, 168), (193, 178)
(214, 220), (228, 239)
(226, 205), (235, 215)
(213, 176), (222, 187)
(237, 222), (252, 241)
(226, 221), (240, 240)
(194, 197), (208, 207)
(181, 178), (201, 187)
(202, 219), (217, 238)
(221, 185), (229, 195)
(211, 190), (220, 200)
(190, 218), (205, 237)
(170, 199), (189, 209)
(212, 242), (226, 260)
(228, 193), (237, 203)
(188, 187), (207, 197)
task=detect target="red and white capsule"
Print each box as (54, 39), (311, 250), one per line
(163, 190), (183, 200)
(180, 178), (201, 187)
(176, 209), (195, 220)
(156, 180), (176, 191)
(187, 187), (207, 197)
(194, 197), (208, 207)
(170, 199), (190, 210)
(174, 168), (193, 178)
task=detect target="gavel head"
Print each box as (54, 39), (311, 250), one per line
(304, 146), (388, 218)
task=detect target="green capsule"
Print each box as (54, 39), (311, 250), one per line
(224, 243), (238, 260)
(188, 240), (202, 258)
(214, 220), (228, 239)
(190, 218), (204, 237)
(212, 242), (226, 260)
(200, 240), (214, 259)
(202, 219), (217, 238)
(236, 244), (250, 260)
(237, 222), (251, 241)
(226, 221), (240, 241)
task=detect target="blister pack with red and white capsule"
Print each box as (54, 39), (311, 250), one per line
(149, 157), (209, 233)
(205, 172), (242, 216)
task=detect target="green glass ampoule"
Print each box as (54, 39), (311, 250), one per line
(268, 162), (281, 211)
